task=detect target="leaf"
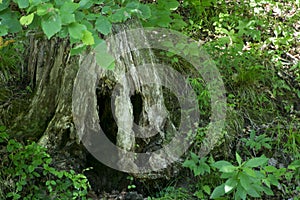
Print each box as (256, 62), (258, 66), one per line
(236, 152), (242, 166)
(244, 156), (268, 168)
(16, 0), (29, 8)
(70, 44), (86, 55)
(110, 8), (128, 23)
(224, 178), (237, 193)
(0, 0), (9, 12)
(212, 160), (236, 173)
(60, 12), (75, 25)
(203, 185), (211, 195)
(210, 184), (225, 199)
(20, 13), (34, 26)
(182, 159), (196, 169)
(94, 40), (115, 70)
(41, 14), (62, 39)
(95, 15), (112, 35)
(235, 184), (247, 200)
(239, 172), (252, 191)
(60, 2), (79, 13)
(0, 10), (22, 33)
(68, 22), (86, 40)
(0, 25), (8, 36)
(37, 3), (54, 16)
(82, 30), (94, 45)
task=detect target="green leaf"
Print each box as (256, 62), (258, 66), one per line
(182, 159), (196, 169)
(239, 172), (252, 191)
(109, 8), (129, 23)
(41, 14), (62, 39)
(244, 156), (268, 168)
(37, 3), (54, 16)
(224, 178), (237, 193)
(60, 12), (75, 25)
(203, 185), (211, 195)
(0, 0), (9, 12)
(212, 160), (236, 173)
(82, 30), (94, 45)
(95, 15), (112, 35)
(236, 152), (242, 166)
(210, 184), (225, 199)
(0, 10), (22, 33)
(79, 0), (93, 9)
(243, 167), (257, 177)
(68, 22), (86, 40)
(20, 13), (34, 26)
(28, 165), (35, 173)
(60, 2), (79, 13)
(0, 25), (8, 36)
(70, 44), (86, 55)
(94, 40), (115, 70)
(16, 0), (29, 8)
(235, 184), (247, 200)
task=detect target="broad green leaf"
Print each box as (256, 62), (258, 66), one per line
(60, 2), (79, 13)
(210, 184), (225, 199)
(95, 15), (111, 35)
(20, 13), (34, 26)
(243, 167), (256, 177)
(244, 156), (268, 168)
(0, 25), (8, 36)
(60, 12), (75, 25)
(41, 14), (62, 39)
(16, 0), (29, 8)
(182, 159), (196, 169)
(157, 0), (179, 10)
(94, 40), (115, 70)
(261, 186), (274, 196)
(224, 178), (237, 193)
(0, 0), (9, 12)
(239, 172), (252, 191)
(82, 30), (94, 45)
(79, 0), (93, 9)
(109, 8), (129, 23)
(68, 22), (86, 40)
(212, 160), (236, 173)
(236, 184), (247, 200)
(0, 10), (22, 33)
(236, 152), (242, 166)
(37, 3), (54, 16)
(138, 4), (151, 19)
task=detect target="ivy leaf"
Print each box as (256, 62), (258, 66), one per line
(41, 14), (62, 39)
(95, 15), (111, 35)
(82, 30), (94, 45)
(20, 13), (34, 26)
(94, 40), (115, 70)
(68, 22), (86, 40)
